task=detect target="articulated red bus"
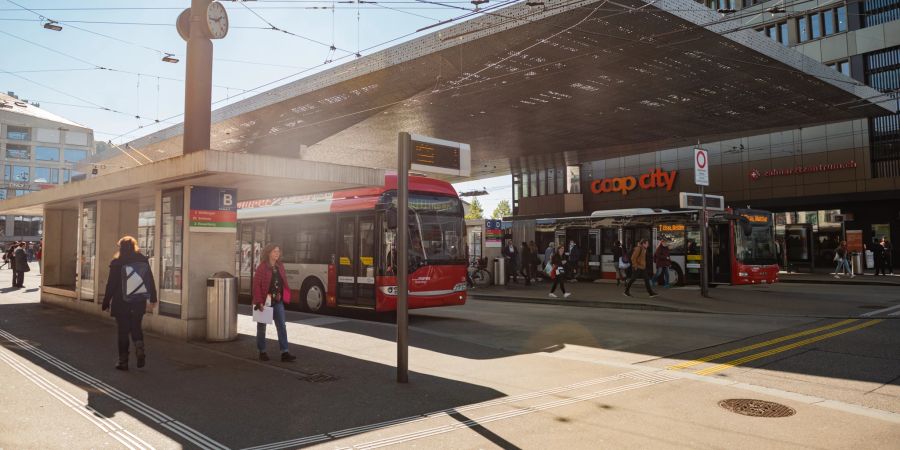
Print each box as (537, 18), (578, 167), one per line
(236, 175), (468, 312)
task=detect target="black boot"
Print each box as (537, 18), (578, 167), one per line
(135, 341), (146, 368)
(116, 353), (128, 371)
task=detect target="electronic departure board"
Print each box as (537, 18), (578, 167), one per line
(408, 134), (471, 176)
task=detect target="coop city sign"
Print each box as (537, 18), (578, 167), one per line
(591, 168), (677, 196)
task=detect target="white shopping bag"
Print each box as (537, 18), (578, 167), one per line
(252, 295), (273, 324)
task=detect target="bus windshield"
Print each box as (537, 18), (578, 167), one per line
(734, 224), (777, 266)
(382, 193), (467, 273)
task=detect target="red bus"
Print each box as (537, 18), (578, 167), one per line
(531, 207), (779, 286)
(236, 174), (468, 312)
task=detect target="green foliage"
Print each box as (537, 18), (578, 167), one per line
(465, 197), (485, 220)
(491, 200), (511, 219)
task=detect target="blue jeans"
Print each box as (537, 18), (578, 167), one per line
(256, 302), (289, 353)
(834, 258), (851, 275)
(651, 266), (670, 287)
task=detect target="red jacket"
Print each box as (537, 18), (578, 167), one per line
(252, 261), (292, 305)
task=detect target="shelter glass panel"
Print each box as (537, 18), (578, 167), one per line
(159, 189), (184, 316)
(80, 202), (97, 301)
(13, 216), (41, 236)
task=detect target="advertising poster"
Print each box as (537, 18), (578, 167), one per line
(189, 186), (237, 233)
(846, 230), (864, 253)
(485, 219), (502, 248)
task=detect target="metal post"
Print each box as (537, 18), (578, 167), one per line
(397, 132), (410, 383)
(183, 0), (213, 154)
(700, 185), (709, 298)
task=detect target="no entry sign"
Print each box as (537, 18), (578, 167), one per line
(694, 148), (709, 186)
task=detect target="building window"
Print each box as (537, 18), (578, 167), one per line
(779, 22), (789, 45)
(538, 169), (547, 196)
(6, 165), (30, 182)
(863, 0), (900, 27)
(837, 6), (848, 31)
(63, 148), (88, 162)
(35, 146), (60, 161)
(797, 17), (809, 42)
(33, 167), (59, 184)
(6, 126), (30, 141)
(13, 216), (41, 236)
(865, 46), (900, 178)
(567, 166), (581, 194)
(547, 168), (556, 195)
(824, 9), (836, 35)
(810, 12), (822, 39)
(530, 171), (538, 198)
(6, 144), (30, 159)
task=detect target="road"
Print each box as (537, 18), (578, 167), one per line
(1, 271), (898, 449)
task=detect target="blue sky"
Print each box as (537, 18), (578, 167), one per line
(0, 0), (512, 205)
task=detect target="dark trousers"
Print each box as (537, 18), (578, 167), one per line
(115, 303), (146, 355)
(550, 275), (566, 294)
(13, 270), (24, 287)
(625, 268), (655, 295)
(874, 257), (886, 275)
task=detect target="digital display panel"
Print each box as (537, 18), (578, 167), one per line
(412, 141), (461, 171)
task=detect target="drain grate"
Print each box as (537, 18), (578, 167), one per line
(719, 399), (795, 418)
(298, 372), (338, 383)
(858, 305), (887, 309)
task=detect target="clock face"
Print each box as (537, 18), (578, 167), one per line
(206, 1), (229, 39)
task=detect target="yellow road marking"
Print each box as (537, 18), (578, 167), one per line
(695, 319), (883, 376)
(668, 319), (858, 370)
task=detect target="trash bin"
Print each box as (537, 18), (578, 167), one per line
(207, 271), (237, 342)
(852, 252), (864, 275)
(494, 257), (505, 286)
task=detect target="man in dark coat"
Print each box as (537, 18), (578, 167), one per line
(13, 242), (30, 288)
(501, 239), (519, 286)
(872, 239), (886, 276)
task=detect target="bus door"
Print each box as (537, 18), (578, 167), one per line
(239, 220), (266, 298)
(709, 223), (732, 283)
(337, 214), (377, 307)
(588, 229), (601, 278)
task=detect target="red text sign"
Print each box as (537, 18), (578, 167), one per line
(591, 168), (677, 196)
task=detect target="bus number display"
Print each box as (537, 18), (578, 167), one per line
(741, 214), (770, 223)
(658, 224), (685, 232)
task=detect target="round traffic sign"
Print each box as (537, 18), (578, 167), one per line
(696, 150), (707, 169)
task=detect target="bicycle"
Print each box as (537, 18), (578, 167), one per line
(468, 257), (492, 288)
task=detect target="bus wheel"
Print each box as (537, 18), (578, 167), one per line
(302, 279), (326, 313)
(668, 263), (685, 287)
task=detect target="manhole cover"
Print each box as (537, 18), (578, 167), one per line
(718, 399), (795, 418)
(298, 372), (338, 383)
(858, 305), (887, 309)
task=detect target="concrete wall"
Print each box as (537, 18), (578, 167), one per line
(41, 208), (78, 287)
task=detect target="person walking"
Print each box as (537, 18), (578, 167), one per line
(566, 240), (580, 282)
(501, 239), (519, 286)
(624, 239), (657, 298)
(528, 241), (540, 283)
(882, 238), (893, 275)
(548, 245), (571, 298)
(519, 242), (532, 286)
(253, 244), (297, 362)
(13, 242), (29, 288)
(833, 240), (853, 278)
(101, 236), (157, 371)
(6, 244), (16, 285)
(35, 242), (42, 274)
(612, 241), (629, 287)
(544, 242), (555, 279)
(651, 239), (672, 288)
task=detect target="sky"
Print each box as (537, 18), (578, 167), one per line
(0, 0), (512, 206)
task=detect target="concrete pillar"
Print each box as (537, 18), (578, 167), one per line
(95, 200), (139, 305)
(181, 186), (237, 340)
(41, 208), (79, 288)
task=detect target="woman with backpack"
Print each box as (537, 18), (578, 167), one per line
(102, 236), (157, 371)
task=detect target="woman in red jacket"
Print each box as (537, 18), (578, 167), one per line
(253, 244), (296, 362)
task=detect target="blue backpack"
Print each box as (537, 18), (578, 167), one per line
(121, 261), (153, 303)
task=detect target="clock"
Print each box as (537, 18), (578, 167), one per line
(205, 1), (229, 39)
(176, 8), (191, 41)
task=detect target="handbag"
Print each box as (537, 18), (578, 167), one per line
(618, 258), (631, 269)
(833, 252), (840, 262)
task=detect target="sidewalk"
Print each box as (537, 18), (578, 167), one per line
(778, 270), (900, 286)
(468, 274), (900, 318)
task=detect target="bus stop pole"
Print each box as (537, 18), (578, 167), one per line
(700, 185), (709, 298)
(397, 132), (410, 383)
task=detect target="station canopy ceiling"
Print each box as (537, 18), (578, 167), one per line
(118, 0), (895, 180)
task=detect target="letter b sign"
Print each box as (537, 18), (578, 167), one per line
(222, 193), (233, 207)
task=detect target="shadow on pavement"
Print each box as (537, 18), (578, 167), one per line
(0, 301), (507, 449)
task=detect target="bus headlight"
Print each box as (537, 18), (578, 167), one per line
(380, 286), (398, 296)
(453, 283), (467, 292)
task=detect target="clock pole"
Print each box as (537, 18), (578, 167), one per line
(183, 0), (214, 154)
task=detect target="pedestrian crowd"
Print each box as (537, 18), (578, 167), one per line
(497, 237), (676, 299)
(3, 241), (40, 288)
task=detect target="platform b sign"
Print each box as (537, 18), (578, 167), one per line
(694, 148), (709, 187)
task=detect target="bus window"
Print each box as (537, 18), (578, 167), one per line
(735, 225), (778, 266)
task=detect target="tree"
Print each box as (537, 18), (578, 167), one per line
(465, 197), (485, 220)
(491, 200), (511, 219)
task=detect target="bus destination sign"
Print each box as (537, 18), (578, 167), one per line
(409, 134), (471, 177)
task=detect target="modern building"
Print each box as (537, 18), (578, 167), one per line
(509, 0), (900, 272)
(0, 92), (94, 243)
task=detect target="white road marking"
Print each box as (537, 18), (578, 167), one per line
(0, 347), (155, 450)
(860, 304), (900, 317)
(0, 328), (229, 450)
(242, 369), (674, 450)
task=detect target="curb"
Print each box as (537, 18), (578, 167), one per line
(778, 278), (900, 287)
(468, 293), (706, 314)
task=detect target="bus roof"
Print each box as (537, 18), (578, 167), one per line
(237, 174), (458, 220)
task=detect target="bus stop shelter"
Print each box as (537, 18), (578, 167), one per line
(0, 150), (383, 340)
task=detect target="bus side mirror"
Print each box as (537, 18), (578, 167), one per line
(386, 207), (398, 229)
